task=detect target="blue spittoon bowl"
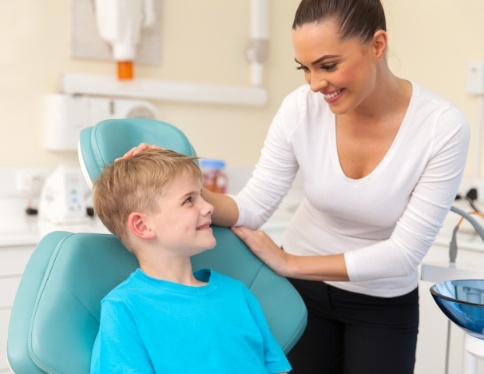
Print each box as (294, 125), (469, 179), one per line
(431, 279), (484, 340)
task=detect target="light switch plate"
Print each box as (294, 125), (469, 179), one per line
(466, 61), (484, 96)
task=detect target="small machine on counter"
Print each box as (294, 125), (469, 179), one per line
(38, 165), (89, 225)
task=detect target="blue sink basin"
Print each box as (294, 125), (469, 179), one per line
(431, 279), (484, 339)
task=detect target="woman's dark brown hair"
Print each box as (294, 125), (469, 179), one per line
(293, 0), (386, 42)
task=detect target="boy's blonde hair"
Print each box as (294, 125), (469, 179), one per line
(93, 148), (201, 251)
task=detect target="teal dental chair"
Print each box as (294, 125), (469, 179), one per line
(7, 118), (307, 374)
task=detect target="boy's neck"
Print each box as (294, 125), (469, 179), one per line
(138, 255), (206, 286)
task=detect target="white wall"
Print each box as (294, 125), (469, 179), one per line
(1, 0), (483, 174)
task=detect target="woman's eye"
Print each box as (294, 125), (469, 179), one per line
(321, 63), (337, 71)
(296, 63), (336, 72)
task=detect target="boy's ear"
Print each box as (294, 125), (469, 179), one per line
(127, 212), (155, 239)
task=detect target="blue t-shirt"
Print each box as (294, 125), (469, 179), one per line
(90, 268), (291, 373)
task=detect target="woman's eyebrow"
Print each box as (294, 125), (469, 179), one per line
(295, 55), (339, 66)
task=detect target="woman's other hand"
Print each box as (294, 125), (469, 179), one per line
(232, 225), (349, 282)
(115, 143), (161, 161)
(231, 226), (291, 277)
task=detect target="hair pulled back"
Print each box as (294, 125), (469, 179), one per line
(293, 0), (386, 42)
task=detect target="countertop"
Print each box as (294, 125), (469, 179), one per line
(0, 197), (109, 247)
(0, 188), (304, 248)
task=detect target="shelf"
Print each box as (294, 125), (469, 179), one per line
(60, 73), (267, 106)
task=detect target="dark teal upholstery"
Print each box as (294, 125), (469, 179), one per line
(7, 118), (307, 373)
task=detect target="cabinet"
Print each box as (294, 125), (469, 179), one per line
(0, 245), (35, 373)
(0, 195), (109, 372)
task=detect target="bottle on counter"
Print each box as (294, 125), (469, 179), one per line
(199, 158), (228, 194)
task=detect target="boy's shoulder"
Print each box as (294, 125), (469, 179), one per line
(101, 269), (140, 303)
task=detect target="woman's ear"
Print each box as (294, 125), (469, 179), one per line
(127, 212), (156, 239)
(372, 30), (388, 60)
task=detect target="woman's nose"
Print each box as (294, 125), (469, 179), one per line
(308, 72), (328, 93)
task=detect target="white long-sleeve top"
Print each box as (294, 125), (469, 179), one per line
(234, 82), (470, 297)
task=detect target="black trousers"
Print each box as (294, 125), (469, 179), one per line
(287, 278), (419, 374)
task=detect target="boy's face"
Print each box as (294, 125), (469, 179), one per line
(146, 174), (216, 256)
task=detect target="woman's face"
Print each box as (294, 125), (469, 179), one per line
(292, 19), (385, 115)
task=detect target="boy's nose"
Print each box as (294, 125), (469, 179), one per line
(202, 202), (214, 216)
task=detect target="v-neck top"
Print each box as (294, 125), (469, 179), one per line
(234, 82), (469, 297)
(329, 92), (413, 183)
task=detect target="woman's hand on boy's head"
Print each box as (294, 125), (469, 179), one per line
(115, 143), (162, 162)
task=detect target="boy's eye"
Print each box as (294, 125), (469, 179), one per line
(183, 196), (193, 205)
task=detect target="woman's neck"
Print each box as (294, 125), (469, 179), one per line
(348, 67), (412, 123)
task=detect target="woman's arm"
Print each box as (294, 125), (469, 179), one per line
(202, 188), (239, 227)
(231, 226), (349, 281)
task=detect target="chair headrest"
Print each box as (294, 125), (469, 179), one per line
(78, 118), (197, 188)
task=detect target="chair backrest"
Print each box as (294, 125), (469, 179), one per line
(7, 118), (307, 373)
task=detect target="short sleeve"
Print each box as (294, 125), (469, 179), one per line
(90, 300), (154, 374)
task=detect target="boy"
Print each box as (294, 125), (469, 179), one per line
(90, 148), (291, 373)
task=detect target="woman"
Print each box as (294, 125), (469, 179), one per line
(205, 0), (469, 372)
(123, 0), (469, 372)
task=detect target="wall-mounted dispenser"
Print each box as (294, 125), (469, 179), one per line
(43, 94), (158, 151)
(94, 0), (156, 79)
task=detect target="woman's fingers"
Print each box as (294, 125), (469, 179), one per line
(231, 226), (262, 248)
(115, 143), (161, 161)
(231, 226), (288, 275)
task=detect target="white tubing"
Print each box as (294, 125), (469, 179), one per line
(248, 0), (269, 86)
(251, 0), (268, 39)
(474, 96), (484, 178)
